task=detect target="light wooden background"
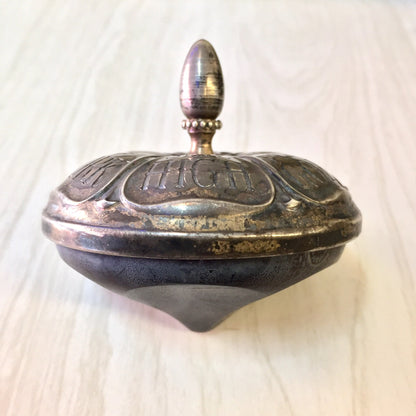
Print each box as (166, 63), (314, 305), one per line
(1, 0), (415, 415)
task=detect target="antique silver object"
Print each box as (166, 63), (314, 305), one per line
(42, 40), (362, 331)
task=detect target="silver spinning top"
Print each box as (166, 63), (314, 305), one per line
(42, 39), (362, 331)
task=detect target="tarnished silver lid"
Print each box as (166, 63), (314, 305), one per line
(42, 40), (361, 259)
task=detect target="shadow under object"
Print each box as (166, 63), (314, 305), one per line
(42, 40), (361, 331)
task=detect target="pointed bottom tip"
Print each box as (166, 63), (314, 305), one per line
(126, 284), (265, 332)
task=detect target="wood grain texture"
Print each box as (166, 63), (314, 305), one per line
(1, 0), (415, 415)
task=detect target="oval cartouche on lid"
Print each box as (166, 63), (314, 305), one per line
(42, 39), (362, 332)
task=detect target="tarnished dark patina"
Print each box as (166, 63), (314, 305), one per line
(42, 40), (361, 331)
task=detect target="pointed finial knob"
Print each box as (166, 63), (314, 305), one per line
(180, 40), (224, 154)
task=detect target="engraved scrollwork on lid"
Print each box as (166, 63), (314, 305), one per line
(121, 154), (275, 213)
(251, 154), (345, 203)
(58, 153), (152, 203)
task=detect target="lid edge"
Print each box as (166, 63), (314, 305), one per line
(42, 211), (362, 260)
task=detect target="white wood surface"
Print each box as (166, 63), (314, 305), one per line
(1, 1), (416, 415)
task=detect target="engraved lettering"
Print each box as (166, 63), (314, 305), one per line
(62, 153), (138, 203)
(73, 157), (127, 187)
(138, 157), (257, 192)
(142, 160), (192, 190)
(159, 160), (175, 190)
(224, 161), (254, 192)
(142, 162), (166, 190)
(176, 159), (186, 188)
(192, 159), (216, 188)
(122, 155), (274, 208)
